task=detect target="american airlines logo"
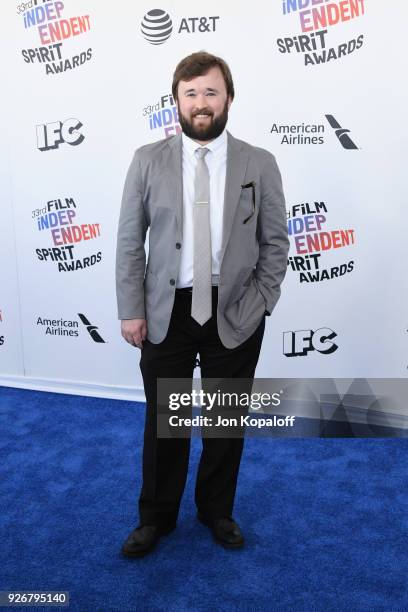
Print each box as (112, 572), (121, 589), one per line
(36, 313), (105, 343)
(270, 113), (359, 148)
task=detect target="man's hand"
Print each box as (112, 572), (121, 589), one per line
(121, 319), (147, 348)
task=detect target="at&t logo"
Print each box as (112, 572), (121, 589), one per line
(141, 9), (219, 45)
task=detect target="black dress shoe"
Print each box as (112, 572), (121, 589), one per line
(121, 523), (176, 558)
(197, 512), (244, 549)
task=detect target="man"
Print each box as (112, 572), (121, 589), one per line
(116, 51), (289, 557)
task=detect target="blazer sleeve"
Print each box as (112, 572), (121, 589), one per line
(115, 151), (148, 320)
(255, 152), (290, 316)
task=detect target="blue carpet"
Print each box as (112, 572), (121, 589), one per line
(0, 386), (407, 611)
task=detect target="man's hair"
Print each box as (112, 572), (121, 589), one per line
(172, 51), (235, 102)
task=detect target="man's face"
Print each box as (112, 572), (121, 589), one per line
(176, 65), (232, 144)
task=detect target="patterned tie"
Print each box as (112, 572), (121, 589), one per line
(191, 147), (212, 325)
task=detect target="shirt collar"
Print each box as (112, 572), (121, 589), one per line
(182, 128), (227, 159)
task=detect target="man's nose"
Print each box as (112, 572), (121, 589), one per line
(194, 94), (208, 109)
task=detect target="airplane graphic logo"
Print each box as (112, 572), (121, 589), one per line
(78, 313), (105, 343)
(325, 115), (358, 149)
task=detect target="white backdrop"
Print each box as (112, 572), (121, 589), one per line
(1, 0), (407, 400)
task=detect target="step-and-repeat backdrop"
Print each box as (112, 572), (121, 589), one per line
(0, 1), (406, 399)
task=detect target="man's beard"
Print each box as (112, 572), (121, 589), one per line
(178, 100), (229, 141)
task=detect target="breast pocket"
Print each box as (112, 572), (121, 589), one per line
(239, 184), (258, 224)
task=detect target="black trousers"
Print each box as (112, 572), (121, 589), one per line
(138, 286), (265, 528)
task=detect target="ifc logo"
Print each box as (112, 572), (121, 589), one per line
(141, 9), (173, 45)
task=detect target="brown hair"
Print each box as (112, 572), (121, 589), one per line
(172, 51), (235, 102)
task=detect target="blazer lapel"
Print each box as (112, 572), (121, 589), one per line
(165, 133), (183, 238)
(220, 131), (249, 265)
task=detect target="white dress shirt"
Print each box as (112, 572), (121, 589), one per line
(176, 129), (227, 288)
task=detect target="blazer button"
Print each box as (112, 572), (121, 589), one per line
(169, 279), (175, 285)
(175, 242), (181, 249)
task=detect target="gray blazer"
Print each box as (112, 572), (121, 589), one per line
(116, 131), (289, 349)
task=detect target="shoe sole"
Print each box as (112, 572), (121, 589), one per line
(121, 523), (176, 559)
(197, 513), (244, 549)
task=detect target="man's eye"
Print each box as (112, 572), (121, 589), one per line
(206, 92), (215, 96)
(186, 93), (195, 97)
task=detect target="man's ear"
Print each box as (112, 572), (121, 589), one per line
(227, 96), (233, 111)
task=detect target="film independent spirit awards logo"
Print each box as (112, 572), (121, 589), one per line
(18, 0), (93, 75)
(277, 0), (366, 66)
(286, 199), (356, 284)
(141, 8), (219, 45)
(142, 92), (181, 139)
(32, 196), (102, 272)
